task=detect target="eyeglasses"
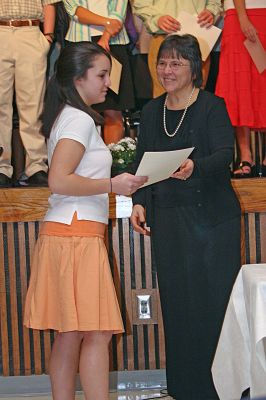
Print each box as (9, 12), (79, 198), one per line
(157, 60), (190, 71)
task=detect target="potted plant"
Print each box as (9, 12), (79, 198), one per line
(108, 137), (137, 177)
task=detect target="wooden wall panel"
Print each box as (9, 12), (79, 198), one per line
(0, 224), (9, 376)
(107, 218), (164, 373)
(242, 212), (266, 265)
(1, 182), (266, 376)
(259, 214), (266, 262)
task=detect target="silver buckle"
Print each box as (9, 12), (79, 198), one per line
(9, 19), (15, 27)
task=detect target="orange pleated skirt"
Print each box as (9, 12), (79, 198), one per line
(23, 214), (124, 333)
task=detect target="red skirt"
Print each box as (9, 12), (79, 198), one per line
(215, 9), (266, 129)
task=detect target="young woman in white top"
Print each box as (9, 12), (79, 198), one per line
(23, 41), (147, 400)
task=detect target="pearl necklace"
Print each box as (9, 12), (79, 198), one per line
(163, 86), (195, 137)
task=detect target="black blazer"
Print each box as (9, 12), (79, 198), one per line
(132, 90), (241, 227)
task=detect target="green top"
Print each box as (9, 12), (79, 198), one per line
(132, 0), (222, 33)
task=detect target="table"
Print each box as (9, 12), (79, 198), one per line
(212, 264), (266, 400)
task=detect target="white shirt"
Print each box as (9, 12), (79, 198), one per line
(44, 105), (112, 225)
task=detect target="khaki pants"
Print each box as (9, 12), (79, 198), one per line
(148, 35), (210, 98)
(0, 26), (49, 178)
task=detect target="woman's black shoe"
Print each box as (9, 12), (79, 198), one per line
(261, 164), (266, 177)
(27, 171), (48, 187)
(0, 173), (12, 188)
(233, 161), (255, 179)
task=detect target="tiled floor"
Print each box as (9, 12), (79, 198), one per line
(0, 390), (172, 400)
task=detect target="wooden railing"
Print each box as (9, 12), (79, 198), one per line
(0, 179), (266, 376)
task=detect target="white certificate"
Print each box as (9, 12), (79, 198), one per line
(110, 55), (122, 94)
(135, 147), (194, 187)
(244, 37), (266, 74)
(176, 11), (222, 61)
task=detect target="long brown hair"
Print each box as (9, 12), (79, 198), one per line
(41, 41), (111, 138)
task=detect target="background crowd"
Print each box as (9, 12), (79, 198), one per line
(0, 0), (265, 187)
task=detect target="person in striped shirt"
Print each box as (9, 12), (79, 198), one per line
(63, 0), (135, 143)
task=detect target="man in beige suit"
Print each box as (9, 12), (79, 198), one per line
(132, 0), (222, 97)
(0, 0), (59, 187)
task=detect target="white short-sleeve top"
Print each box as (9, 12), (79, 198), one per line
(44, 105), (112, 225)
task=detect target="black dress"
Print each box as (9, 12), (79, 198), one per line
(133, 91), (241, 400)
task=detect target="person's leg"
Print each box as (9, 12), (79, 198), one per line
(0, 27), (15, 182)
(79, 331), (112, 400)
(14, 26), (49, 178)
(103, 110), (124, 144)
(234, 126), (254, 176)
(49, 331), (83, 400)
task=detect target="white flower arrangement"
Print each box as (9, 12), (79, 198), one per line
(108, 137), (137, 173)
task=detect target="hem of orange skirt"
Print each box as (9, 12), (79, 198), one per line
(24, 322), (124, 334)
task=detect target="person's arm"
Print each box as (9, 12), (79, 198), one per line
(132, 0), (173, 33)
(97, 0), (129, 49)
(193, 97), (235, 177)
(197, 9), (215, 27)
(97, 30), (111, 51)
(49, 138), (147, 196)
(132, 104), (154, 208)
(131, 106), (150, 235)
(131, 106), (149, 207)
(43, 4), (56, 43)
(63, 0), (122, 37)
(197, 0), (222, 27)
(49, 112), (147, 196)
(233, 0), (257, 42)
(107, 0), (128, 22)
(205, 0), (223, 20)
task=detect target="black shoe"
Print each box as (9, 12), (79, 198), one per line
(27, 171), (48, 187)
(260, 164), (266, 177)
(233, 161), (255, 179)
(0, 173), (12, 188)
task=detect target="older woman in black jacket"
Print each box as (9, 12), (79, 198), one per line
(131, 34), (241, 400)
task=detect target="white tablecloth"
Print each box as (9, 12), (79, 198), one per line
(212, 263), (266, 400)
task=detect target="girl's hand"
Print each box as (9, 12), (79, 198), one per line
(111, 173), (148, 196)
(197, 9), (214, 28)
(131, 204), (150, 235)
(105, 18), (122, 36)
(239, 15), (257, 42)
(98, 32), (110, 51)
(171, 159), (194, 181)
(157, 15), (181, 33)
